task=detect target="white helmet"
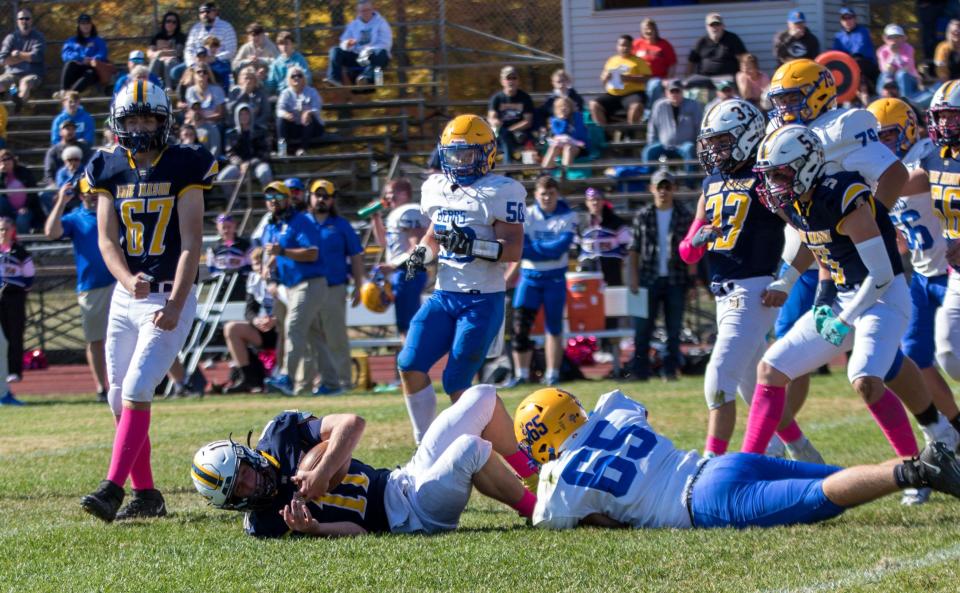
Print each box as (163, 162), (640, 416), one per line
(753, 124), (824, 212)
(927, 80), (960, 146)
(191, 439), (279, 511)
(110, 79), (171, 153)
(697, 98), (767, 174)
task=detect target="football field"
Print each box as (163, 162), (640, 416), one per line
(2, 374), (959, 593)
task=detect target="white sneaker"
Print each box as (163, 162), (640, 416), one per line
(901, 487), (931, 506)
(6, 374), (21, 383)
(765, 435), (786, 458)
(785, 436), (826, 464)
(920, 415), (960, 452)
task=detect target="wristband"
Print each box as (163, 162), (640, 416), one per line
(470, 239), (503, 261)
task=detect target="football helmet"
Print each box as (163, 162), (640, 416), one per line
(438, 114), (497, 186)
(697, 98), (766, 174)
(867, 98), (918, 157)
(767, 59), (837, 126)
(927, 80), (960, 147)
(110, 79), (171, 154)
(514, 388), (589, 465)
(191, 439), (279, 511)
(753, 124), (825, 212)
(360, 267), (393, 313)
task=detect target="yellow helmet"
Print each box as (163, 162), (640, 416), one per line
(514, 388), (589, 465)
(360, 278), (393, 313)
(867, 98), (918, 158)
(767, 59), (837, 126)
(438, 114), (497, 186)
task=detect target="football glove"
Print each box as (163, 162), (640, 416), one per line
(813, 304), (835, 334)
(691, 225), (720, 248)
(819, 316), (851, 347)
(403, 246), (428, 281)
(437, 221), (473, 255)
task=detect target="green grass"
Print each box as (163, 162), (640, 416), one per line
(2, 375), (959, 593)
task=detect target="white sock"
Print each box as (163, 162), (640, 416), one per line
(545, 369), (559, 382)
(517, 367), (530, 380)
(405, 384), (437, 444)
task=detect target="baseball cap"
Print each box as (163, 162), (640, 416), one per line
(200, 2), (217, 12)
(310, 179), (335, 195)
(585, 187), (603, 199)
(195, 47), (209, 57)
(788, 10), (806, 24)
(666, 78), (684, 91)
(705, 13), (723, 26)
(215, 213), (234, 223)
(62, 146), (83, 161)
(284, 177), (305, 191)
(500, 65), (518, 79)
(263, 180), (291, 199)
(77, 14), (92, 23)
(651, 169), (675, 188)
(883, 24), (906, 38)
(128, 50), (146, 63)
(839, 7), (855, 17)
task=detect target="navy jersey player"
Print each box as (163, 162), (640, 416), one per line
(514, 387), (960, 530)
(206, 213), (252, 301)
(679, 99), (810, 460)
(79, 80), (217, 522)
(192, 384), (537, 537)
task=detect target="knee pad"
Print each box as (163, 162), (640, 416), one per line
(512, 307), (537, 353)
(107, 386), (123, 417)
(449, 434), (493, 473)
(937, 351), (960, 381)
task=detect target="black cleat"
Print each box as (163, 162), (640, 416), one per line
(918, 442), (960, 499)
(115, 488), (167, 520)
(80, 480), (124, 522)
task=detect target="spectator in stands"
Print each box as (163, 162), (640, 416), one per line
(935, 20), (960, 82)
(54, 145), (83, 191)
(228, 66), (271, 127)
(736, 53), (770, 107)
(833, 7), (879, 91)
(687, 13), (748, 79)
(50, 91), (95, 146)
(59, 14), (107, 95)
(183, 102), (222, 157)
(535, 68), (584, 130)
(0, 8), (44, 111)
(184, 2), (237, 69)
(877, 24), (921, 98)
(577, 187), (632, 378)
(220, 245), (277, 393)
(204, 36), (232, 90)
(0, 150), (40, 234)
(326, 0), (392, 87)
(773, 11), (820, 66)
(542, 96), (588, 170)
(590, 35), (650, 126)
(285, 177), (307, 211)
(627, 169), (693, 381)
(178, 123), (200, 147)
(0, 216), (33, 383)
(632, 18), (677, 106)
(487, 65), (535, 164)
(148, 11), (186, 89)
(276, 66), (324, 156)
(44, 183), (115, 402)
(260, 181), (324, 397)
(918, 0), (954, 60)
(206, 213), (252, 302)
(186, 63), (226, 124)
(44, 120), (90, 189)
(113, 51), (163, 96)
(705, 78), (738, 113)
(308, 179), (363, 395)
(266, 31), (310, 95)
(643, 79), (702, 173)
(218, 103), (273, 187)
(234, 22), (279, 81)
(99, 123), (116, 150)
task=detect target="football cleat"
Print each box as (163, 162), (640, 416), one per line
(919, 416), (960, 452)
(264, 374), (296, 397)
(785, 436), (826, 464)
(765, 435), (786, 459)
(917, 442), (960, 499)
(80, 480), (125, 522)
(900, 487), (931, 506)
(115, 488), (167, 520)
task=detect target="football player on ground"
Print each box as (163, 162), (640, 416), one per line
(192, 384), (537, 537)
(78, 80), (217, 521)
(516, 387), (960, 530)
(679, 98), (816, 461)
(742, 126), (957, 463)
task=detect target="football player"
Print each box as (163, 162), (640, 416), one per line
(679, 98), (816, 461)
(206, 213), (253, 301)
(743, 125), (956, 461)
(79, 80), (217, 522)
(516, 387), (960, 530)
(192, 384), (537, 537)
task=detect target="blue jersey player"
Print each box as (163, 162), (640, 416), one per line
(192, 384), (537, 537)
(78, 80), (217, 522)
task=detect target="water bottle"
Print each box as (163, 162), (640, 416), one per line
(277, 137), (287, 157)
(374, 67), (383, 86)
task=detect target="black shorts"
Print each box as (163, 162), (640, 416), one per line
(594, 91), (645, 116)
(258, 327), (278, 350)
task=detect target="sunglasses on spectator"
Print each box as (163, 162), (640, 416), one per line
(264, 192), (286, 201)
(313, 192), (332, 200)
(841, 14), (855, 20)
(505, 75), (518, 80)
(708, 22), (722, 27)
(290, 73), (304, 79)
(165, 19), (178, 24)
(1, 156), (13, 162)
(18, 16), (30, 21)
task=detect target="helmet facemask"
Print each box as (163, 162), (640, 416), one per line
(112, 106), (170, 155)
(754, 162), (807, 212)
(878, 124), (908, 158)
(697, 131), (739, 175)
(220, 441), (278, 511)
(927, 107), (960, 147)
(439, 141), (494, 186)
(768, 69), (835, 127)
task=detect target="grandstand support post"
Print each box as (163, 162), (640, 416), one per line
(438, 0), (448, 106)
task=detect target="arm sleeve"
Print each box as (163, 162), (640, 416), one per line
(838, 234), (894, 324)
(679, 217), (709, 264)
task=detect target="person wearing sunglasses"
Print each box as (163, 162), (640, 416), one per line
(275, 66), (324, 156)
(0, 8), (45, 111)
(233, 22), (278, 81)
(183, 2), (236, 70)
(148, 11), (186, 88)
(686, 12), (748, 79)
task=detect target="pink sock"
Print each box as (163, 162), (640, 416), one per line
(129, 436), (154, 491)
(512, 489), (537, 519)
(777, 420), (804, 444)
(504, 450), (537, 479)
(741, 384), (786, 454)
(868, 389), (920, 457)
(704, 435), (728, 456)
(106, 408), (151, 487)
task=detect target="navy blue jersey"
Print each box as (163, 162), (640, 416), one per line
(786, 172), (903, 290)
(920, 145), (960, 241)
(700, 170), (785, 282)
(79, 145), (218, 283)
(207, 236), (252, 300)
(244, 411), (391, 538)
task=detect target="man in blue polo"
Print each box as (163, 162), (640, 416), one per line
(44, 181), (116, 402)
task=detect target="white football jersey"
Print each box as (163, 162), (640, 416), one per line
(521, 200), (578, 272)
(385, 203), (429, 267)
(420, 172), (527, 293)
(889, 138), (948, 278)
(533, 390), (701, 530)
